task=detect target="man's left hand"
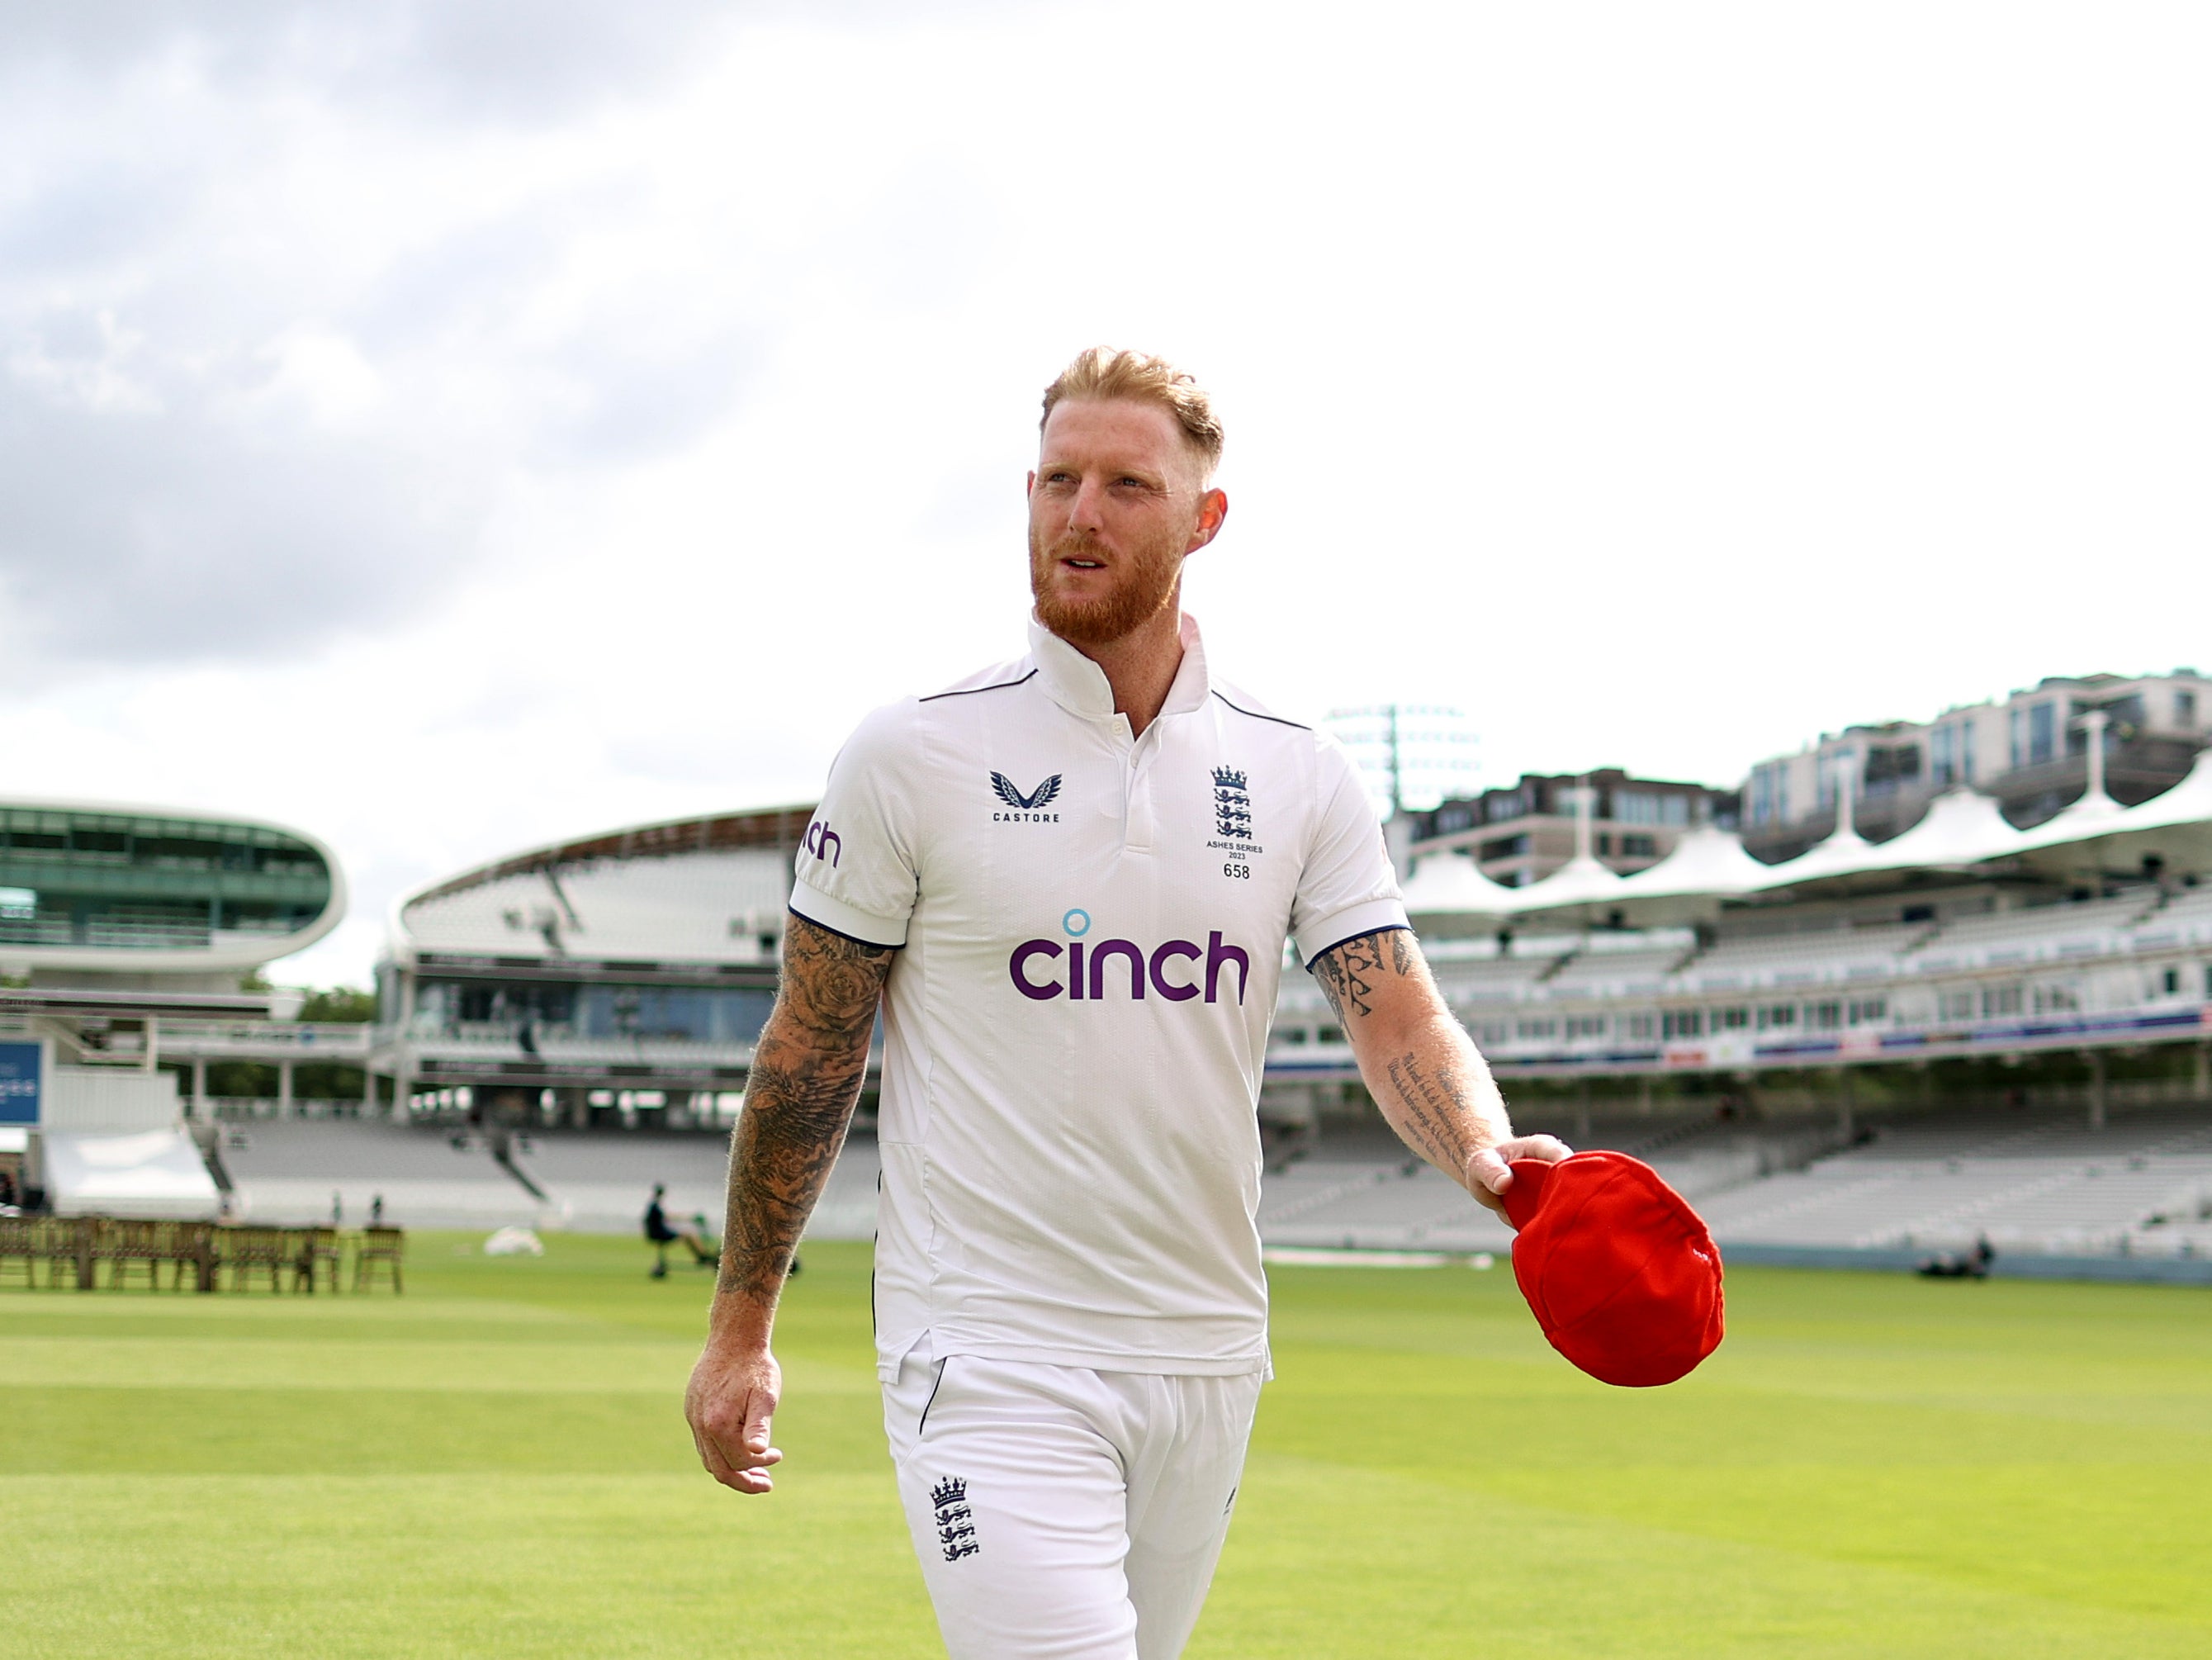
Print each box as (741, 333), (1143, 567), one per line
(1469, 1135), (1574, 1221)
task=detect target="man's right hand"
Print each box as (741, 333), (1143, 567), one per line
(685, 1341), (784, 1494)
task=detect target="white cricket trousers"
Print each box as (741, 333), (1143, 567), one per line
(883, 1345), (1263, 1660)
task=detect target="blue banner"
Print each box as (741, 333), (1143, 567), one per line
(0, 1041), (42, 1126)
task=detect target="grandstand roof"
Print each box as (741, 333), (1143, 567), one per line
(1398, 849), (1514, 933)
(0, 795), (344, 975)
(392, 805), (802, 972)
(1606, 826), (1770, 921)
(1461, 757), (2212, 926)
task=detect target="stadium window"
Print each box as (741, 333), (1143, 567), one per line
(1480, 833), (1529, 861)
(2162, 967), (2181, 995)
(1566, 1014), (1606, 1040)
(1714, 1007), (1749, 1031)
(1939, 989), (1977, 1022)
(1847, 997), (1887, 1027)
(1623, 1013), (1656, 1041)
(1862, 745), (1921, 792)
(1318, 1024), (1343, 1045)
(1755, 1003), (1797, 1032)
(1808, 1001), (1841, 1031)
(2179, 690), (2198, 728)
(1982, 984), (2023, 1018)
(1621, 834), (1656, 858)
(1661, 1009), (1703, 1040)
(1615, 790), (1662, 825)
(1516, 1017), (1558, 1041)
(2030, 701), (2056, 765)
(2033, 984), (2080, 1014)
(1281, 1027), (1309, 1046)
(1479, 1022), (1510, 1046)
(1596, 832), (1613, 856)
(1930, 725), (1955, 785)
(1486, 790), (1527, 823)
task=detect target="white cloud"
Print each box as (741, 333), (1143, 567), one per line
(3, 1), (2210, 988)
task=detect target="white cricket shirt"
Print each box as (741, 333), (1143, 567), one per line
(790, 614), (1407, 1379)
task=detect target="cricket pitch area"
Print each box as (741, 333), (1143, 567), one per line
(3, 1236), (2206, 1658)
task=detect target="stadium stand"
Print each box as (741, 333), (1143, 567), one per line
(502, 1128), (880, 1240)
(1697, 1108), (2212, 1255)
(2128, 884), (2212, 951)
(221, 1121), (546, 1231)
(1424, 946), (1563, 1007)
(1905, 894), (2157, 974)
(1673, 922), (1928, 992)
(1542, 944), (1693, 998)
(191, 1098), (2212, 1270)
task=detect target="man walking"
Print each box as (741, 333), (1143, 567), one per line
(687, 348), (1567, 1658)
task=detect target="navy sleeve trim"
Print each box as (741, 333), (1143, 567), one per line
(920, 669), (1039, 704)
(1212, 689), (1311, 731)
(784, 907), (907, 951)
(1304, 922), (1412, 972)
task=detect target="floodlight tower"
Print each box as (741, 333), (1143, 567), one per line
(1322, 703), (1480, 818)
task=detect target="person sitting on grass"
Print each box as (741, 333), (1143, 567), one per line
(644, 1184), (719, 1278)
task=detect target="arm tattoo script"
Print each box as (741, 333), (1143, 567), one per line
(1313, 929), (1411, 1021)
(1382, 1048), (1482, 1173)
(1315, 927), (1506, 1184)
(718, 916), (893, 1306)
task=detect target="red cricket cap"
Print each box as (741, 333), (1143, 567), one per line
(1500, 1151), (1724, 1387)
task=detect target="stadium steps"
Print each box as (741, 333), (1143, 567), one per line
(1704, 1111), (2212, 1252)
(220, 1120), (550, 1231)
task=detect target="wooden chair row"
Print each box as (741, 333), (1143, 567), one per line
(0, 1216), (403, 1293)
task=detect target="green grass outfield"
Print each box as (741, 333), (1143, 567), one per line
(3, 1235), (2207, 1658)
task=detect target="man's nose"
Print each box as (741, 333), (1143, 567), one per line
(1068, 477), (1107, 532)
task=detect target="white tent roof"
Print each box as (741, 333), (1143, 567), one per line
(2016, 748), (2212, 875)
(1613, 826), (1771, 899)
(2012, 783), (2129, 855)
(1398, 754), (2212, 921)
(2117, 747), (2212, 832)
(45, 1130), (220, 1219)
(1839, 787), (2024, 876)
(1600, 827), (1774, 924)
(1506, 853), (1628, 921)
(1748, 818), (1877, 891)
(1399, 850), (1515, 935)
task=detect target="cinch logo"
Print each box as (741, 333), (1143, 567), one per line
(802, 819), (841, 866)
(1008, 923), (1251, 1004)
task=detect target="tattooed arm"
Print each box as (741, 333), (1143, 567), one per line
(1311, 928), (1570, 1218)
(685, 914), (894, 1495)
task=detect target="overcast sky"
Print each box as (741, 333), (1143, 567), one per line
(3, 2), (2208, 989)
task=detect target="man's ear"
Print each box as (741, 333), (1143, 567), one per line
(1186, 487), (1229, 553)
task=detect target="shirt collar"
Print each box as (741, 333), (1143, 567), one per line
(1027, 611), (1214, 725)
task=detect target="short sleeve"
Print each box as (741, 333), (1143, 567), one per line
(788, 703), (921, 948)
(1290, 735), (1409, 967)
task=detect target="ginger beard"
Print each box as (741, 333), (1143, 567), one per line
(1028, 519), (1187, 651)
